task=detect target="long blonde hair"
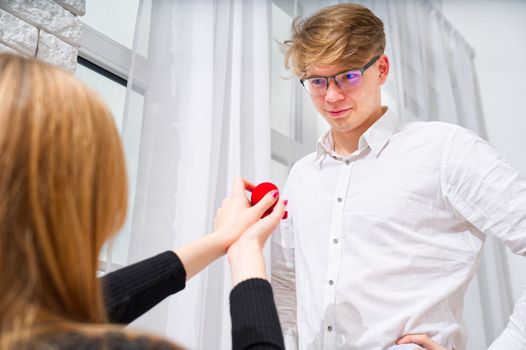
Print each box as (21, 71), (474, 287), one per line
(0, 54), (128, 346)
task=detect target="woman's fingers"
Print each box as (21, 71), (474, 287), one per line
(231, 176), (254, 197)
(244, 198), (287, 244)
(264, 198), (287, 223)
(250, 189), (279, 218)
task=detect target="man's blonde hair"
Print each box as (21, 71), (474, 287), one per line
(284, 3), (386, 78)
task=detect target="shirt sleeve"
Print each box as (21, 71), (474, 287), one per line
(489, 285), (526, 349)
(229, 278), (285, 350)
(441, 127), (526, 348)
(101, 251), (187, 324)
(271, 168), (299, 350)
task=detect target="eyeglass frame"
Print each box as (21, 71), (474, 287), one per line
(300, 55), (381, 94)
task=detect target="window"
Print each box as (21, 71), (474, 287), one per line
(82, 0), (140, 50)
(76, 1), (151, 273)
(82, 0), (313, 270)
(270, 1), (315, 189)
(271, 3), (294, 138)
(75, 59), (127, 130)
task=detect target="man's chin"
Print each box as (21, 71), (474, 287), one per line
(330, 122), (358, 134)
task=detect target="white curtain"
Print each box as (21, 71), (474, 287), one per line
(111, 0), (514, 349)
(115, 0), (273, 348)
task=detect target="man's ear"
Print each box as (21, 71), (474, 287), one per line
(378, 55), (390, 84)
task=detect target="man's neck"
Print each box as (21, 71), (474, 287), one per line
(332, 106), (387, 156)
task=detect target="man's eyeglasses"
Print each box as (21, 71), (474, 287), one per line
(300, 55), (380, 96)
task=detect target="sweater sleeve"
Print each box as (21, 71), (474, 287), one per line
(229, 278), (285, 350)
(101, 251), (187, 324)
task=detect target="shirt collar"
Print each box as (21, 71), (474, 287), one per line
(314, 107), (399, 163)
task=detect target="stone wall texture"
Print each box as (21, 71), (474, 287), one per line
(0, 0), (86, 72)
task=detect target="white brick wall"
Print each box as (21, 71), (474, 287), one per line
(0, 41), (19, 54)
(37, 29), (78, 71)
(0, 8), (38, 56)
(54, 0), (85, 17)
(0, 0), (86, 73)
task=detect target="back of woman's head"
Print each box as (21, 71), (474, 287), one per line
(0, 54), (128, 345)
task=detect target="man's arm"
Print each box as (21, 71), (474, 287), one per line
(271, 171), (299, 349)
(489, 286), (526, 349)
(271, 219), (298, 349)
(442, 127), (526, 348)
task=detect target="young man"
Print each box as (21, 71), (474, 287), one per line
(271, 4), (526, 350)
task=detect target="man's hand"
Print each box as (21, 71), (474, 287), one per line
(397, 334), (450, 350)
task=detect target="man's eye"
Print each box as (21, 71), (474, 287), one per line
(310, 78), (326, 86)
(341, 73), (358, 80)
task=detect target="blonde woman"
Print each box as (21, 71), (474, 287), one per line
(0, 54), (286, 349)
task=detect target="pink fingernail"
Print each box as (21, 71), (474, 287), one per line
(284, 199), (288, 205)
(273, 190), (279, 198)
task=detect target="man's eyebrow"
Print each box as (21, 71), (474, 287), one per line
(305, 68), (358, 79)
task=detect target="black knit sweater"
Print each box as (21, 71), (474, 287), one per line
(101, 251), (285, 349)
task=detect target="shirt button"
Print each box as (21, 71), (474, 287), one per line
(333, 238), (339, 244)
(329, 280), (334, 285)
(345, 160), (350, 165)
(337, 197), (342, 202)
(327, 325), (333, 332)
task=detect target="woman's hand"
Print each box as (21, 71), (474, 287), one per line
(229, 196), (287, 250)
(175, 177), (283, 282)
(226, 195), (287, 286)
(397, 334), (450, 350)
(213, 176), (280, 252)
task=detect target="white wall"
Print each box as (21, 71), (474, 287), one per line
(0, 0), (84, 72)
(441, 0), (526, 308)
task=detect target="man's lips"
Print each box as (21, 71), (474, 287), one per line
(326, 107), (352, 118)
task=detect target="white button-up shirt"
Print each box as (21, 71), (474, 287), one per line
(271, 108), (526, 350)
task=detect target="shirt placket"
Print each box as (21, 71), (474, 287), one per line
(322, 157), (354, 350)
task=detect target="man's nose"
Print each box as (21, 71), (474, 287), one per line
(325, 79), (345, 103)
